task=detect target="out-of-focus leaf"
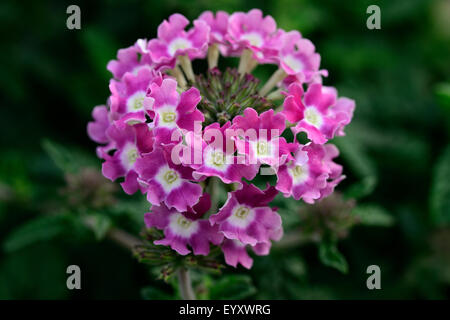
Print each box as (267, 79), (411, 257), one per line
(0, 243), (69, 299)
(42, 139), (97, 174)
(318, 241), (348, 274)
(347, 123), (429, 170)
(0, 152), (32, 201)
(209, 275), (256, 300)
(109, 197), (152, 228)
(334, 136), (377, 199)
(353, 204), (395, 227)
(80, 28), (117, 81)
(272, 0), (325, 35)
(435, 83), (450, 110)
(141, 286), (174, 300)
(88, 214), (112, 241)
(430, 145), (450, 226)
(3, 215), (69, 253)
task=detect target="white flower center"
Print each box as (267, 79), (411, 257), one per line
(228, 205), (255, 228)
(168, 38), (192, 56)
(304, 107), (323, 128)
(155, 165), (182, 192)
(126, 91), (146, 112)
(288, 163), (309, 185)
(163, 170), (178, 184)
(283, 54), (304, 73)
(241, 32), (263, 47)
(205, 148), (229, 172)
(120, 143), (139, 171)
(162, 111), (176, 123)
(249, 139), (276, 163)
(169, 213), (199, 238)
(157, 105), (178, 128)
(257, 140), (269, 156)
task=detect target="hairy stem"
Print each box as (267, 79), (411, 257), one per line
(207, 44), (219, 69)
(247, 58), (259, 73)
(267, 88), (283, 101)
(259, 68), (287, 96)
(177, 267), (196, 300)
(238, 49), (254, 77)
(83, 216), (142, 250)
(178, 55), (196, 83)
(170, 66), (187, 89)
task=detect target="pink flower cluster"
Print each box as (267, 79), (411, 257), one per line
(88, 9), (354, 269)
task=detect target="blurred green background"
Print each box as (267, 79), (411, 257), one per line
(1, 0), (449, 299)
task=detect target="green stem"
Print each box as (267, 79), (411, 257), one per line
(177, 267), (196, 300)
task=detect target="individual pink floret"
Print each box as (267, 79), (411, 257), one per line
(231, 108), (292, 168)
(275, 143), (344, 203)
(144, 194), (223, 256)
(108, 68), (158, 127)
(187, 122), (259, 185)
(148, 14), (210, 63)
(227, 9), (283, 62)
(147, 78), (204, 144)
(101, 123), (154, 194)
(277, 31), (324, 84)
(198, 10), (232, 57)
(282, 82), (354, 144)
(209, 183), (281, 246)
(198, 11), (229, 44)
(107, 39), (156, 80)
(135, 145), (203, 212)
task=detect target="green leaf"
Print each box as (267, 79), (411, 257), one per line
(334, 136), (377, 199)
(318, 241), (348, 274)
(352, 204), (395, 227)
(346, 123), (429, 170)
(3, 215), (69, 252)
(430, 145), (450, 226)
(435, 83), (450, 110)
(80, 28), (117, 81)
(345, 176), (377, 200)
(89, 214), (112, 241)
(42, 139), (97, 174)
(209, 275), (257, 300)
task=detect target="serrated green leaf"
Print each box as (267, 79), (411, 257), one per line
(430, 145), (450, 226)
(3, 215), (69, 252)
(353, 204), (395, 227)
(318, 241), (348, 274)
(209, 275), (257, 300)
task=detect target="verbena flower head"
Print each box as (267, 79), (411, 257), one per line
(88, 9), (355, 269)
